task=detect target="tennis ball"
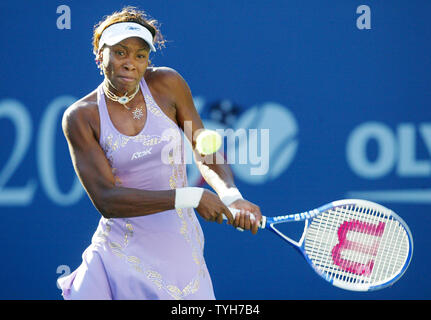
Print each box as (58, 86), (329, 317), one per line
(196, 129), (222, 155)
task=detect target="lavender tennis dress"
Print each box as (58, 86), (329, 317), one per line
(58, 77), (216, 300)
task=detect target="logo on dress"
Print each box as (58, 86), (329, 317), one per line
(131, 148), (152, 160)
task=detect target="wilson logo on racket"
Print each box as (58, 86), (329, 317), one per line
(331, 220), (386, 277)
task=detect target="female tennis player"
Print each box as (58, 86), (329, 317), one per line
(57, 7), (262, 300)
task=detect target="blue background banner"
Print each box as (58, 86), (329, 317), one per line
(0, 0), (429, 299)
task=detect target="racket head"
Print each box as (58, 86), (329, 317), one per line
(286, 199), (413, 291)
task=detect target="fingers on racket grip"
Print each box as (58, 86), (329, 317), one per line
(223, 208), (263, 231)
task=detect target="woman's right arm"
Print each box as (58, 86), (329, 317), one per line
(62, 100), (177, 218)
(62, 100), (231, 223)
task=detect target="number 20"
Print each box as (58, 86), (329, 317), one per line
(0, 97), (83, 206)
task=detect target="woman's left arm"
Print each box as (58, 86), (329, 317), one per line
(162, 67), (262, 234)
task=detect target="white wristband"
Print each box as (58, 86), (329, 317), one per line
(175, 187), (204, 209)
(218, 187), (243, 206)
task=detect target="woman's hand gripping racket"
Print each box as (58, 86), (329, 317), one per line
(226, 199), (413, 292)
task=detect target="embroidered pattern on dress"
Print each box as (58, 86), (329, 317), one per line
(96, 90), (208, 300)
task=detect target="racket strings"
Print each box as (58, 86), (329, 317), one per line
(377, 216), (409, 281)
(304, 205), (409, 286)
(355, 207), (408, 282)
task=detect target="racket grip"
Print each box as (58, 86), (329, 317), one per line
(224, 208), (265, 230)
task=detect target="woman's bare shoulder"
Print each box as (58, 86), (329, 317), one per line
(145, 66), (186, 87)
(62, 89), (100, 137)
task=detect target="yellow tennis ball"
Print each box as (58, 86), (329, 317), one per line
(196, 130), (222, 155)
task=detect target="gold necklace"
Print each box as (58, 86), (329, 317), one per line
(103, 81), (144, 120)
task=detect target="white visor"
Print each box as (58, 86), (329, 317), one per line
(98, 22), (156, 53)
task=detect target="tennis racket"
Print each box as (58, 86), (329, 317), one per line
(227, 199), (413, 292)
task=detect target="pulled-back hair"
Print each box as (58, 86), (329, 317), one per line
(92, 6), (165, 55)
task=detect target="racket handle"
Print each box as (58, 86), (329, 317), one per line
(223, 208), (266, 230)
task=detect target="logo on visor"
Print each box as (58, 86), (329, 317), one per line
(126, 26), (141, 31)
